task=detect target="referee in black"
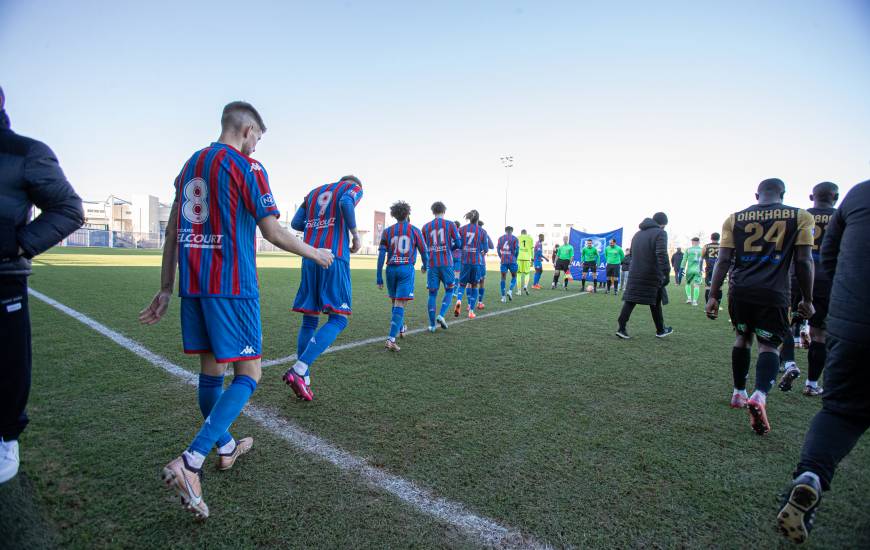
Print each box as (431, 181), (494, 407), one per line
(0, 86), (84, 483)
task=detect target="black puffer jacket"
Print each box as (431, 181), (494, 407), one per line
(0, 115), (84, 276)
(822, 180), (870, 345)
(622, 218), (669, 305)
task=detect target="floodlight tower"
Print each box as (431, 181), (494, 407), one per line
(500, 155), (514, 227)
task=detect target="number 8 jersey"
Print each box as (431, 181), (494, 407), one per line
(719, 202), (814, 306)
(175, 142), (280, 298)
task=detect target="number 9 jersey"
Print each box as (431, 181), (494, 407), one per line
(720, 203), (814, 307)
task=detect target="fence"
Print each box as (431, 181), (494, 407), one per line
(60, 227), (383, 256)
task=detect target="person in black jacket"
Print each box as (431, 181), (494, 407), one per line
(616, 212), (673, 339)
(0, 86), (84, 484)
(620, 248), (631, 295)
(777, 180), (870, 544)
(671, 248), (684, 284)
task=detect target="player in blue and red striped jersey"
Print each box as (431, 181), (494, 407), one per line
(377, 201), (428, 351)
(451, 219), (463, 304)
(139, 102), (333, 520)
(282, 175), (363, 401)
(453, 210), (490, 319)
(475, 220), (494, 310)
(497, 227), (520, 302)
(421, 202), (461, 332)
(532, 233), (548, 289)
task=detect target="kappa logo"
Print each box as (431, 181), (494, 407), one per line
(240, 345), (256, 355)
(339, 303), (350, 310)
(250, 163), (263, 172)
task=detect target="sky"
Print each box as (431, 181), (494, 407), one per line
(2, 0), (869, 246)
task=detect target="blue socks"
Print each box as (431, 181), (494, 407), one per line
(510, 277), (516, 291)
(533, 270), (542, 285)
(478, 286), (486, 304)
(300, 314), (348, 365)
(455, 286), (465, 302)
(197, 373), (233, 448)
(468, 287), (479, 310)
(190, 374), (257, 457)
(500, 280), (506, 296)
(439, 291), (452, 317)
(427, 290), (437, 325)
(297, 315), (319, 356)
(389, 306), (404, 340)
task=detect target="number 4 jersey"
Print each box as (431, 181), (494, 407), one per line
(720, 202), (814, 307)
(175, 142), (280, 299)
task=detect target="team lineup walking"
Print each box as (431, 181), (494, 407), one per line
(1, 91), (867, 548)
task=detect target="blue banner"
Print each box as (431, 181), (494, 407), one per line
(568, 227), (624, 282)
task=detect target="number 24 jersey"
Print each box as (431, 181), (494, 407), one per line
(720, 203), (813, 307)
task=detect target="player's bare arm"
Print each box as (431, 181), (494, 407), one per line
(350, 229), (361, 253)
(139, 201), (179, 325)
(793, 244), (815, 319)
(257, 214), (334, 269)
(705, 246), (731, 319)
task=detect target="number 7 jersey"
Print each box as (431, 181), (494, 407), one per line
(720, 202), (814, 306)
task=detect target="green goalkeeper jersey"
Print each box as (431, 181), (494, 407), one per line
(517, 234), (534, 261)
(557, 244), (574, 260)
(604, 245), (624, 265)
(682, 245), (703, 274)
(580, 246), (599, 262)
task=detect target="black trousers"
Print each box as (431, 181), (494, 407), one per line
(0, 275), (31, 441)
(795, 335), (870, 490)
(618, 299), (664, 333)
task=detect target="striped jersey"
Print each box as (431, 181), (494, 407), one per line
(379, 221), (428, 266)
(175, 142), (279, 299)
(459, 223), (491, 265)
(534, 242), (544, 263)
(421, 217), (460, 267)
(295, 180), (363, 262)
(497, 234), (519, 264)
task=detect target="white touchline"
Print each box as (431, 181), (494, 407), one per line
(29, 288), (551, 550)
(262, 291), (589, 368)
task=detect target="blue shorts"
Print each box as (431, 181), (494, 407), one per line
(386, 264), (416, 300)
(293, 258), (352, 315)
(453, 261), (462, 276)
(181, 297), (261, 363)
(427, 265), (456, 290)
(533, 260), (543, 269)
(500, 262), (518, 275)
(460, 263), (486, 286)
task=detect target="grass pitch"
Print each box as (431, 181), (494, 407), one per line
(1, 247), (868, 548)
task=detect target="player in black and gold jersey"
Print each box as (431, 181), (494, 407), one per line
(701, 232), (720, 304)
(778, 182), (839, 396)
(706, 178), (815, 436)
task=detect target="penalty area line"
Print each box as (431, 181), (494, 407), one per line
(28, 288), (550, 550)
(262, 290), (590, 368)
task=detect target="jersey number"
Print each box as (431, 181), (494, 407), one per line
(812, 224), (825, 251)
(466, 233), (475, 246)
(182, 178), (209, 225)
(391, 235), (411, 254)
(744, 221), (786, 252)
(317, 191), (333, 217)
(430, 228), (445, 245)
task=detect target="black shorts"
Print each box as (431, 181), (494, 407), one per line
(555, 259), (571, 272)
(728, 298), (789, 346)
(606, 264), (620, 278)
(582, 261), (597, 273)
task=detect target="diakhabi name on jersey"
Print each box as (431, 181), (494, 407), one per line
(305, 217), (336, 230)
(177, 231), (223, 249)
